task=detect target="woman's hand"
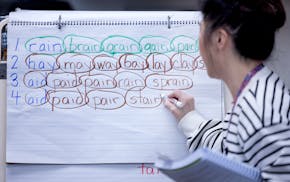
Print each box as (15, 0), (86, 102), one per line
(163, 90), (195, 121)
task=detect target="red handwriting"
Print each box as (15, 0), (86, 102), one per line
(125, 88), (162, 108)
(145, 74), (193, 90)
(47, 89), (87, 111)
(114, 71), (145, 91)
(57, 53), (94, 73)
(119, 54), (148, 70)
(23, 52), (199, 111)
(93, 54), (120, 71)
(137, 164), (161, 175)
(146, 53), (172, 74)
(80, 74), (117, 90)
(171, 53), (206, 71)
(86, 90), (125, 110)
(46, 72), (80, 89)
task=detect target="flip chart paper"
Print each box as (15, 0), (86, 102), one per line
(7, 11), (224, 163)
(6, 164), (173, 182)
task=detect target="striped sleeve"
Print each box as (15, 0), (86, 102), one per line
(240, 123), (290, 181)
(178, 110), (226, 152)
(235, 71), (290, 181)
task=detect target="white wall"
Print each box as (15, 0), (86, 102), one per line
(267, 0), (290, 88)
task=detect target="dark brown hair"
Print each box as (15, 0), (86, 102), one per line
(201, 0), (286, 60)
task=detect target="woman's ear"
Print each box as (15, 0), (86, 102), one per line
(211, 28), (229, 51)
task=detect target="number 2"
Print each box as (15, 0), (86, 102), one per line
(11, 55), (18, 69)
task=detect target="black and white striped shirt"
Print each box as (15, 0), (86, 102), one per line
(179, 66), (290, 181)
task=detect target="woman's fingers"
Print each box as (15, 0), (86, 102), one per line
(164, 99), (181, 118)
(167, 90), (183, 100)
(163, 90), (195, 121)
(168, 90), (194, 103)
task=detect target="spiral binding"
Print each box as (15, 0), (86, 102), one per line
(9, 15), (200, 29)
(10, 20), (199, 26)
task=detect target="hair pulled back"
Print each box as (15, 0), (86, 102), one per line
(201, 0), (286, 60)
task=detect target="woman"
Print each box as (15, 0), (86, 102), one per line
(164, 0), (290, 181)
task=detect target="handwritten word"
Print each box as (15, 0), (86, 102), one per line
(102, 35), (141, 55)
(46, 73), (79, 89)
(140, 35), (171, 54)
(146, 74), (193, 90)
(170, 35), (199, 53)
(25, 89), (47, 106)
(23, 71), (47, 89)
(47, 89), (87, 111)
(146, 53), (172, 73)
(171, 53), (205, 71)
(93, 54), (120, 71)
(25, 54), (58, 71)
(64, 34), (101, 53)
(126, 89), (162, 108)
(119, 54), (148, 70)
(25, 36), (63, 54)
(115, 71), (145, 91)
(80, 74), (116, 89)
(86, 90), (125, 110)
(137, 164), (160, 175)
(57, 53), (94, 73)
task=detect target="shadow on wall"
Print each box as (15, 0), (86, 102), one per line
(1, 0), (202, 15)
(8, 0), (73, 11)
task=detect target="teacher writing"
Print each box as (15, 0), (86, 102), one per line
(164, 0), (290, 181)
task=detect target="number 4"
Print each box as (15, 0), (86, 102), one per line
(11, 90), (21, 105)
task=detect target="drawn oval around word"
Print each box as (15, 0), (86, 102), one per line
(46, 72), (81, 89)
(23, 71), (47, 89)
(86, 90), (125, 110)
(47, 90), (87, 111)
(25, 88), (48, 106)
(139, 36), (171, 54)
(146, 74), (193, 90)
(119, 54), (148, 70)
(25, 54), (59, 71)
(63, 34), (101, 54)
(171, 53), (199, 71)
(25, 36), (64, 55)
(146, 53), (172, 73)
(193, 56), (207, 70)
(170, 35), (199, 53)
(93, 54), (120, 71)
(101, 35), (141, 54)
(56, 53), (94, 74)
(125, 88), (162, 108)
(114, 71), (145, 91)
(80, 74), (116, 89)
